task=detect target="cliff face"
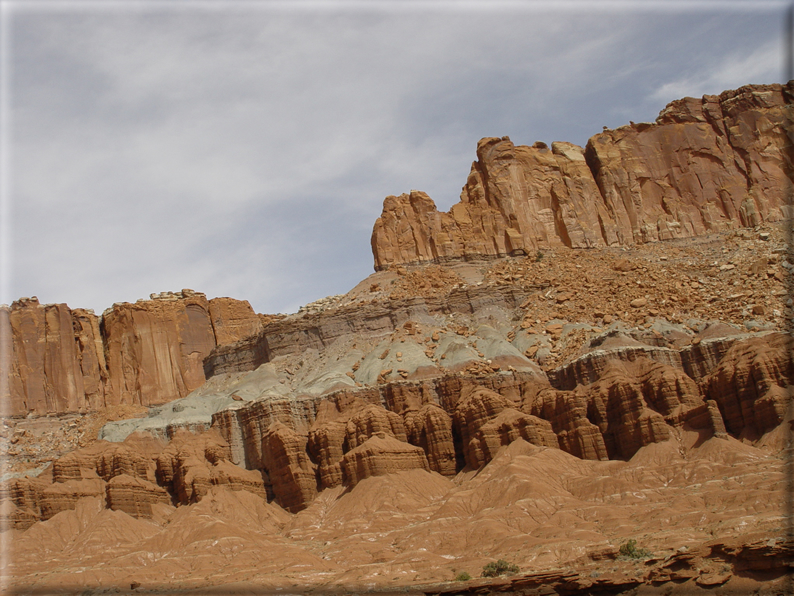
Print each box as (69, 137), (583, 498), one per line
(1, 291), (262, 416)
(372, 82), (793, 269)
(1, 298), (107, 416)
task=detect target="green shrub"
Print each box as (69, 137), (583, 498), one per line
(454, 571), (472, 581)
(536, 250), (544, 262)
(481, 559), (519, 577)
(618, 539), (652, 560)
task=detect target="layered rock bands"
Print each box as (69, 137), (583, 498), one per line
(5, 327), (786, 528)
(204, 331), (791, 513)
(372, 82), (793, 269)
(1, 291), (263, 416)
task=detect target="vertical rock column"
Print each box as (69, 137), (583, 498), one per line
(101, 291), (263, 409)
(1, 298), (106, 416)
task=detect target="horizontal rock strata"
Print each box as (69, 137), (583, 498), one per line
(198, 332), (793, 511)
(6, 324), (790, 518)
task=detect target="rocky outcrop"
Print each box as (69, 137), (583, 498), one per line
(530, 389), (609, 460)
(0, 428), (268, 528)
(402, 403), (456, 476)
(307, 395), (379, 489)
(468, 408), (557, 467)
(204, 284), (531, 378)
(0, 477), (48, 530)
(261, 422), (317, 512)
(584, 362), (676, 459)
(105, 474), (171, 518)
(705, 332), (793, 440)
(207, 297), (264, 346)
(1, 291), (262, 417)
(372, 82), (793, 269)
(345, 403), (408, 449)
(102, 291), (261, 409)
(153, 430), (263, 501)
(212, 394), (323, 470)
(1, 298), (107, 417)
(453, 387), (555, 469)
(51, 440), (158, 484)
(340, 432), (430, 486)
(40, 476), (106, 520)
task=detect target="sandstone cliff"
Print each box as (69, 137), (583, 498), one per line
(372, 82), (793, 269)
(1, 291), (262, 416)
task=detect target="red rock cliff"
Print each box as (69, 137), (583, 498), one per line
(1, 291), (262, 416)
(1, 298), (107, 416)
(371, 82), (793, 269)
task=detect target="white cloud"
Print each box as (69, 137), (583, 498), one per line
(649, 41), (783, 104)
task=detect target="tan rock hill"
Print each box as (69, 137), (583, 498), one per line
(372, 82), (793, 269)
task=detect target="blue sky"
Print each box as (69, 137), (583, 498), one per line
(1, 0), (789, 315)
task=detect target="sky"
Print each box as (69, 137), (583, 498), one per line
(1, 0), (789, 315)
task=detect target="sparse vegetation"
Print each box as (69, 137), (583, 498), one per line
(618, 539), (652, 560)
(535, 250), (544, 262)
(454, 571), (472, 581)
(481, 559), (520, 577)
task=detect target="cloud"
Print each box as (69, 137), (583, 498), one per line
(648, 41), (783, 104)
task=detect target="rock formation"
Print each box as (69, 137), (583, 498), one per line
(372, 82), (793, 269)
(340, 432), (430, 486)
(261, 422), (318, 512)
(105, 474), (171, 518)
(1, 291), (262, 417)
(402, 403), (457, 476)
(102, 291), (262, 408)
(705, 332), (793, 440)
(1, 298), (106, 416)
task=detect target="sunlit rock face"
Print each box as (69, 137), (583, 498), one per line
(372, 82), (793, 270)
(2, 292), (262, 416)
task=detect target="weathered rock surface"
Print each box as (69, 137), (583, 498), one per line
(158, 437), (268, 506)
(0, 476), (48, 530)
(340, 432), (430, 486)
(261, 422), (317, 512)
(105, 474), (171, 518)
(0, 428), (267, 528)
(40, 476), (106, 520)
(102, 291), (261, 409)
(1, 298), (107, 417)
(402, 403), (456, 476)
(2, 292), (261, 417)
(372, 82), (793, 269)
(705, 332), (793, 440)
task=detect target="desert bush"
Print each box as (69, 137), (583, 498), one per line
(618, 539), (652, 560)
(481, 559), (519, 577)
(454, 571), (472, 581)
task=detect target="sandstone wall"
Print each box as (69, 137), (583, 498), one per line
(1, 291), (262, 416)
(1, 298), (106, 416)
(372, 82), (793, 269)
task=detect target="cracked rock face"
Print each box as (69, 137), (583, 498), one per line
(372, 82), (793, 270)
(1, 293), (262, 417)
